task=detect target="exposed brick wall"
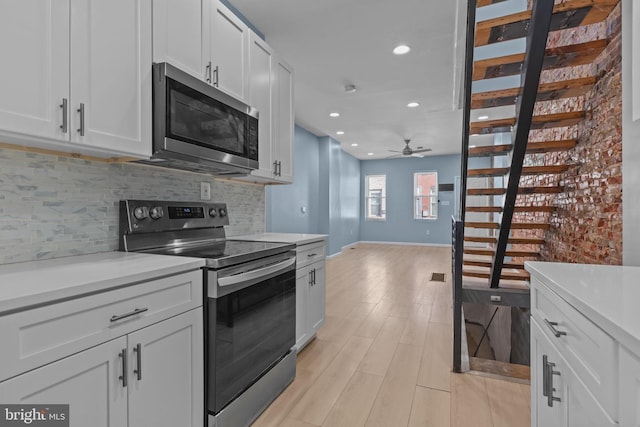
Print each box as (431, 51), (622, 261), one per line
(514, 3), (622, 265)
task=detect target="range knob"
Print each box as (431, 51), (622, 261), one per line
(219, 207), (227, 217)
(208, 208), (218, 217)
(149, 206), (164, 220)
(133, 207), (149, 220)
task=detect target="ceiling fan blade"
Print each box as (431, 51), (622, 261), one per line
(385, 154), (403, 158)
(411, 153), (425, 158)
(412, 148), (432, 153)
(388, 149), (402, 153)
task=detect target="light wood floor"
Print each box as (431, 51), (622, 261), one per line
(252, 243), (530, 427)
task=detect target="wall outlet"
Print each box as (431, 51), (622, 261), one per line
(426, 229), (430, 235)
(200, 182), (211, 200)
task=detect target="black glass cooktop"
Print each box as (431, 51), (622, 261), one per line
(144, 240), (294, 269)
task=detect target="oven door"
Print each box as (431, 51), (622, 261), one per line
(207, 254), (296, 415)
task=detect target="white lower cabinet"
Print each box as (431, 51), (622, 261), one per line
(128, 309), (203, 427)
(0, 308), (202, 427)
(531, 318), (615, 427)
(0, 337), (128, 427)
(295, 241), (326, 351)
(619, 347), (640, 427)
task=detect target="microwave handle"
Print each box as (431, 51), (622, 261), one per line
(218, 257), (295, 287)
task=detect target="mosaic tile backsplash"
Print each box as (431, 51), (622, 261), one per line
(0, 149), (265, 265)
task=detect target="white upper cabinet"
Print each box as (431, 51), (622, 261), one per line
(70, 0), (152, 157)
(274, 58), (294, 183)
(152, 0), (209, 80)
(208, 0), (249, 102)
(248, 32), (275, 179)
(0, 0), (70, 141)
(0, 0), (152, 158)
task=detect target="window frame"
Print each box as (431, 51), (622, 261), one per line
(413, 171), (438, 220)
(365, 174), (387, 221)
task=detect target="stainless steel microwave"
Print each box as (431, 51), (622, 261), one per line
(139, 62), (259, 175)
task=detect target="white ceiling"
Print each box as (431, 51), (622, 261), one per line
(230, 0), (468, 160)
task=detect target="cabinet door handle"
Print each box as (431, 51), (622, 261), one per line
(213, 65), (219, 87)
(544, 318), (567, 338)
(543, 355), (561, 407)
(278, 161), (282, 176)
(206, 61), (212, 83)
(309, 270), (312, 285)
(133, 343), (142, 381)
(77, 103), (85, 136)
(119, 348), (127, 387)
(60, 98), (68, 133)
(273, 161), (278, 175)
(110, 307), (148, 322)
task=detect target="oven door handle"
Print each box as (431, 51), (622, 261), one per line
(218, 257), (296, 287)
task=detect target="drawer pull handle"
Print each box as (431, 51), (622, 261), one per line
(133, 343), (142, 381)
(544, 318), (567, 337)
(110, 307), (148, 322)
(119, 348), (127, 387)
(307, 253), (317, 258)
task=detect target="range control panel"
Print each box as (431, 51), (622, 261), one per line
(120, 200), (229, 234)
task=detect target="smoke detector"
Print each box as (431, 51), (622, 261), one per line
(345, 84), (357, 93)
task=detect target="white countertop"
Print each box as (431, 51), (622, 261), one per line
(526, 261), (640, 356)
(0, 252), (205, 315)
(229, 232), (327, 246)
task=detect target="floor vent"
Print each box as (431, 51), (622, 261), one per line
(431, 272), (446, 282)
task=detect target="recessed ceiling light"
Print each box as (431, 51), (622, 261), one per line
(351, 143), (358, 147)
(329, 112), (340, 118)
(336, 131), (345, 135)
(345, 84), (357, 93)
(477, 115), (489, 120)
(470, 133), (480, 136)
(407, 102), (420, 108)
(469, 145), (477, 148)
(367, 152), (374, 156)
(393, 44), (411, 55)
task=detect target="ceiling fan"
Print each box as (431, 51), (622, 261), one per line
(387, 139), (432, 158)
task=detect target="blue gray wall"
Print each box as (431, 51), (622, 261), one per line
(266, 127), (361, 256)
(359, 154), (461, 245)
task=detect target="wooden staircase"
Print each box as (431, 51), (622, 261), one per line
(452, 0), (618, 373)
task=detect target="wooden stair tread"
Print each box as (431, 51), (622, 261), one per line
(462, 269), (530, 281)
(465, 221), (549, 230)
(464, 247), (540, 257)
(471, 77), (596, 109)
(463, 259), (526, 269)
(468, 164), (569, 177)
(468, 139), (576, 157)
(473, 39), (608, 81)
(475, 0), (618, 47)
(465, 205), (554, 213)
(468, 186), (562, 195)
(464, 236), (545, 245)
(470, 111), (585, 134)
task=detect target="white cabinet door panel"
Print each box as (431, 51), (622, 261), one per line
(153, 0), (208, 80)
(619, 346), (640, 427)
(210, 1), (249, 102)
(0, 0), (69, 140)
(0, 337), (127, 427)
(274, 59), (294, 182)
(127, 309), (204, 427)
(248, 32), (275, 178)
(70, 0), (151, 156)
(308, 262), (325, 333)
(295, 266), (310, 351)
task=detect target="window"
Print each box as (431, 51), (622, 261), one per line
(414, 172), (438, 220)
(365, 175), (386, 220)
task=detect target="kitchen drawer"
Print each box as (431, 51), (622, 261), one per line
(296, 241), (326, 269)
(531, 276), (617, 420)
(0, 270), (202, 381)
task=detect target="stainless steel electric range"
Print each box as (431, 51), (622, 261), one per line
(119, 200), (297, 427)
